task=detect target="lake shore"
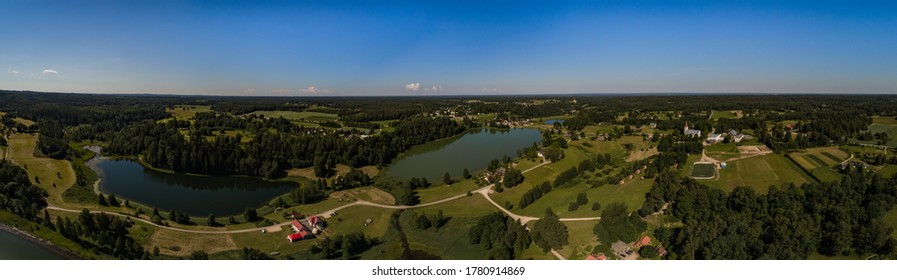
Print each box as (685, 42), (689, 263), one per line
(0, 222), (81, 260)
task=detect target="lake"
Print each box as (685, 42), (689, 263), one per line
(385, 128), (542, 182)
(544, 119), (565, 124)
(90, 158), (299, 216)
(0, 229), (64, 260)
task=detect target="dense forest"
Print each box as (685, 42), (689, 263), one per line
(642, 171), (897, 259)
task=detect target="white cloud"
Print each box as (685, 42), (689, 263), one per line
(268, 86), (331, 95)
(42, 69), (58, 75)
(405, 82), (421, 91)
(482, 87), (503, 93)
(10, 70), (19, 74)
(424, 85), (444, 92)
(243, 88), (256, 94)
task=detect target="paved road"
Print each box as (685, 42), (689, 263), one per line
(46, 159), (600, 243)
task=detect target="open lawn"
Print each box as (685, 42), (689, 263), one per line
(249, 110), (339, 122)
(507, 173), (653, 219)
(320, 205), (394, 241)
(399, 210), (490, 259)
(489, 146), (591, 211)
(287, 164), (379, 180)
(557, 220), (600, 260)
(711, 110), (741, 120)
(205, 130), (254, 143)
(416, 179), (483, 204)
(864, 124), (897, 147)
(702, 154), (815, 193)
(331, 187), (395, 205)
(882, 206), (897, 239)
(149, 228), (237, 257)
(372, 119), (399, 132)
(6, 134), (77, 207)
(13, 118), (36, 126)
(878, 165), (897, 178)
(165, 105), (212, 120)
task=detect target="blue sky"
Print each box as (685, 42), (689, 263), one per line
(1, 0), (896, 95)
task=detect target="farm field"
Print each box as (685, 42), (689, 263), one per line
(788, 147), (850, 182)
(488, 146), (592, 211)
(702, 154), (815, 193)
(166, 105), (212, 120)
(248, 110), (339, 122)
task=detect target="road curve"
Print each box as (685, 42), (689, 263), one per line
(45, 159), (600, 237)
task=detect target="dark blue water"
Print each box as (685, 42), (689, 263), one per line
(0, 229), (64, 260)
(544, 119), (565, 124)
(92, 158), (298, 216)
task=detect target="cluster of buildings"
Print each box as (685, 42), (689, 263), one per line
(683, 123), (749, 145)
(286, 214), (326, 243)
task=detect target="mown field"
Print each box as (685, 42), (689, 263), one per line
(788, 147), (849, 182)
(248, 110), (339, 122)
(701, 154), (815, 193)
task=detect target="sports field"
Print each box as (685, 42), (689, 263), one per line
(690, 163), (716, 179)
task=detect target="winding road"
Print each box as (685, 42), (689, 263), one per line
(45, 158), (601, 259)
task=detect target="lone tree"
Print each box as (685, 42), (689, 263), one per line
(443, 172), (452, 185)
(531, 208), (569, 252)
(207, 214), (217, 227)
(243, 208), (259, 222)
(463, 168), (471, 179)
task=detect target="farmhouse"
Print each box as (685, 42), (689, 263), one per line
(706, 134), (724, 144)
(635, 236), (652, 248)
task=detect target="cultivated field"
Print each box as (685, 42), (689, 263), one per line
(789, 147), (849, 170)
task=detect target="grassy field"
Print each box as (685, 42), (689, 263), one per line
(882, 206), (897, 239)
(416, 179), (484, 204)
(149, 228), (237, 257)
(287, 164), (379, 180)
(787, 147), (849, 182)
(872, 116), (897, 125)
(13, 118), (36, 126)
(503, 172), (653, 219)
(711, 110), (741, 120)
(6, 134), (77, 207)
(878, 165), (897, 178)
(165, 105), (212, 120)
(789, 147), (849, 170)
(249, 110), (339, 122)
(705, 142), (742, 161)
(330, 187), (395, 205)
(489, 146), (592, 211)
(204, 130), (254, 143)
(556, 220), (600, 260)
(703, 154), (815, 193)
(399, 197), (497, 260)
(690, 163), (716, 178)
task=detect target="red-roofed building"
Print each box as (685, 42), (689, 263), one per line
(291, 220), (308, 233)
(585, 253), (607, 260)
(636, 236), (652, 248)
(287, 233), (303, 242)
